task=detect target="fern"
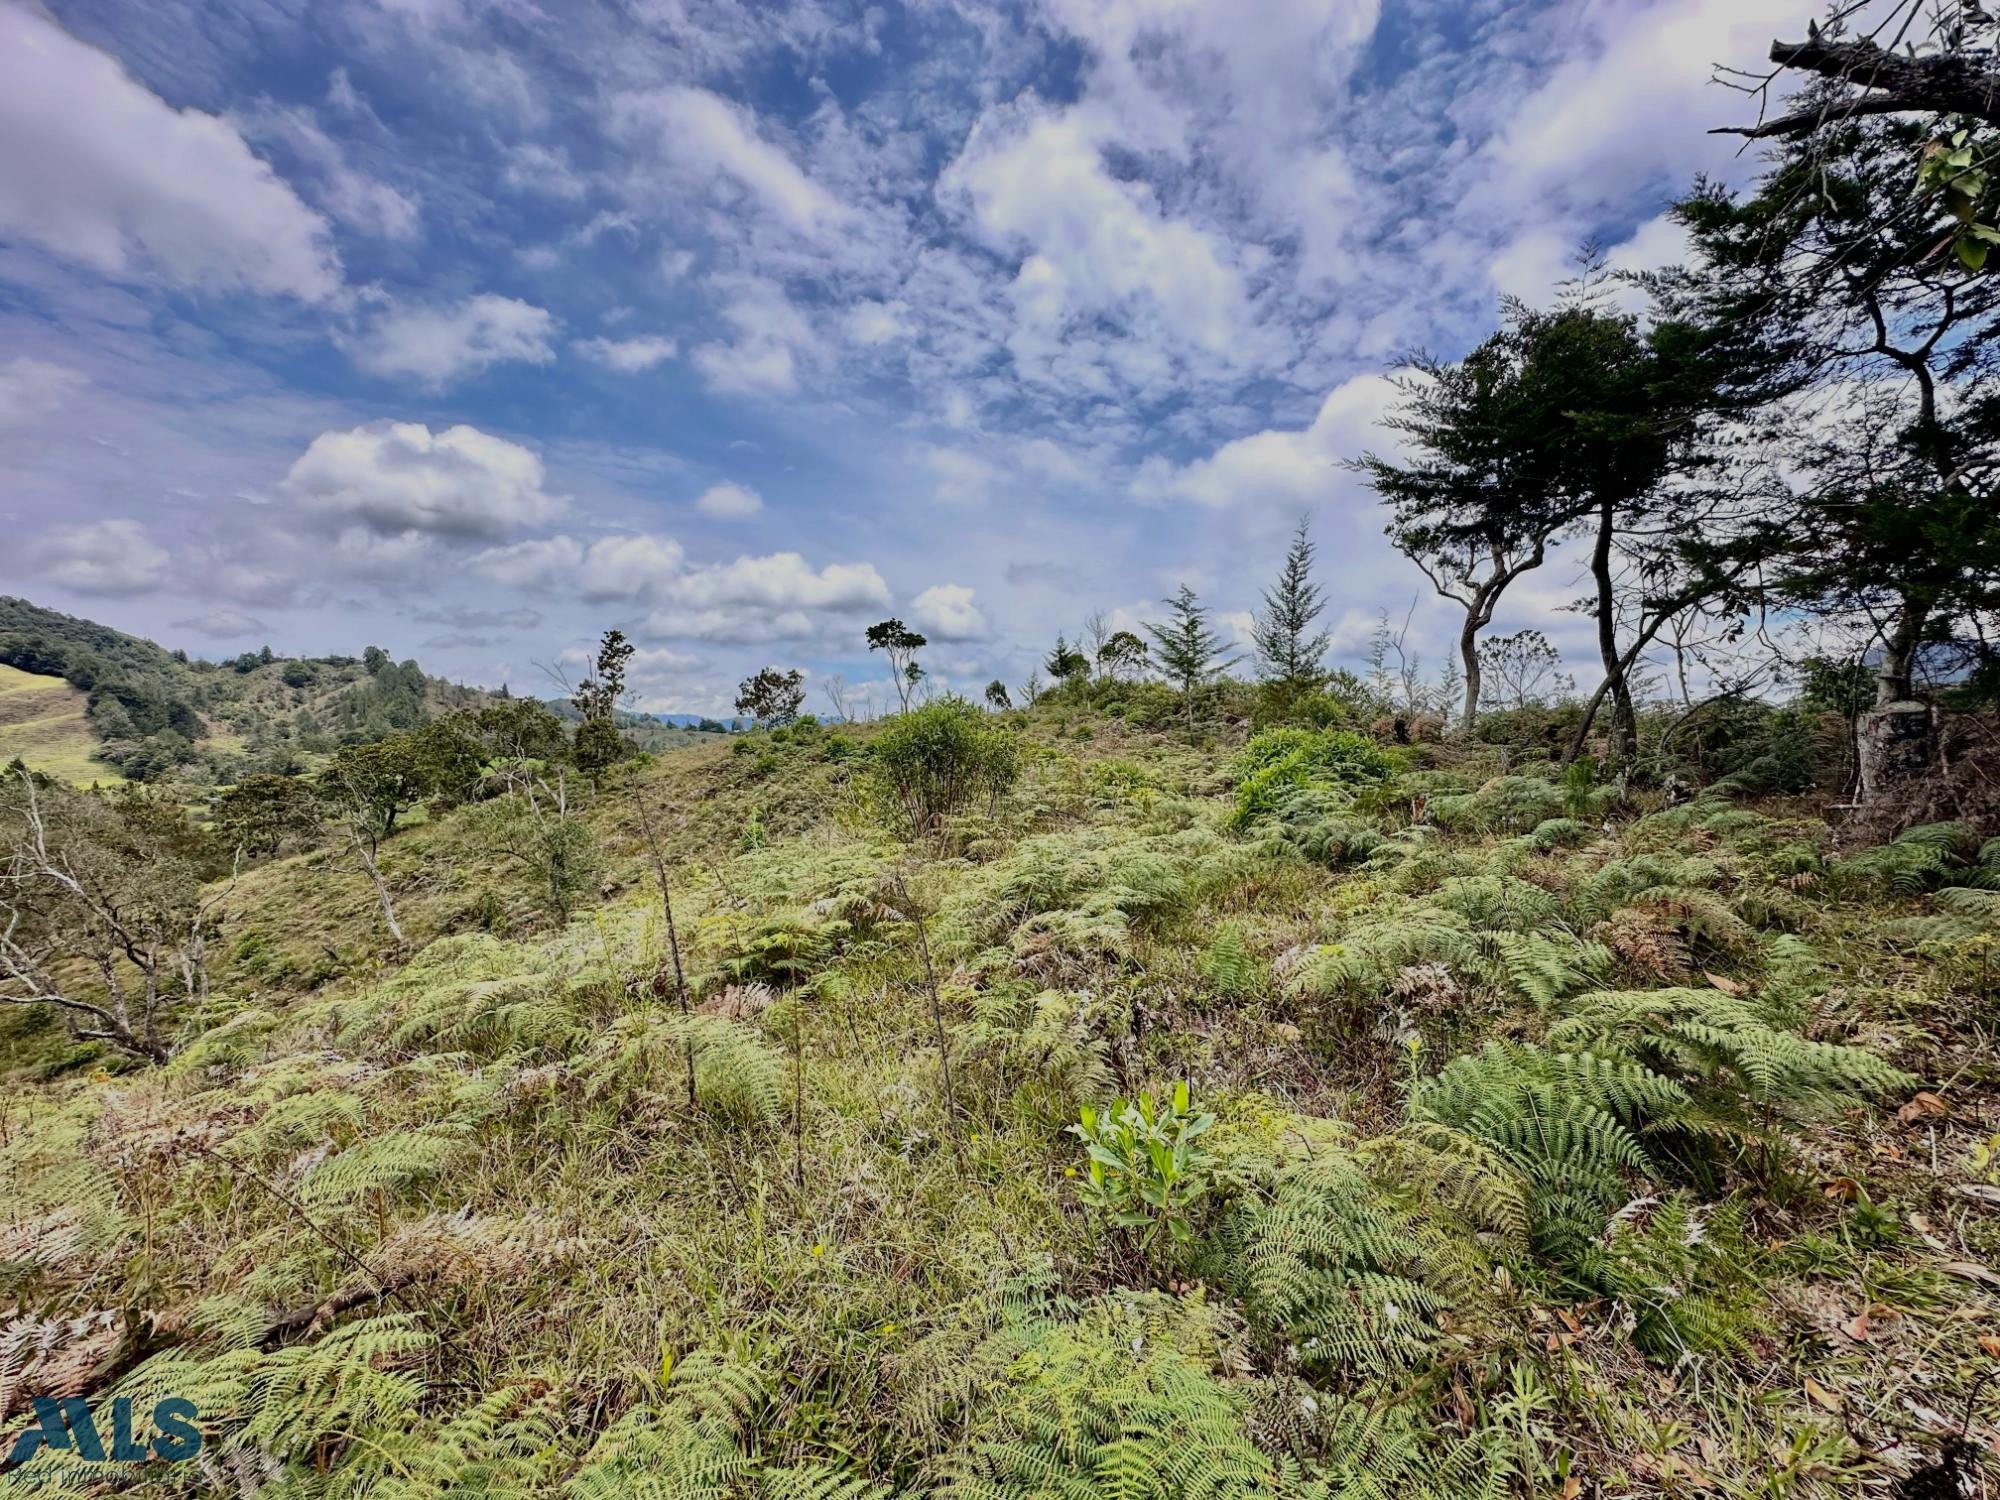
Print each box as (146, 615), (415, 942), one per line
(1494, 930), (1612, 1012)
(1217, 1155), (1445, 1374)
(579, 1010), (787, 1123)
(1548, 987), (1913, 1118)
(296, 1123), (469, 1209)
(1200, 926), (1260, 1002)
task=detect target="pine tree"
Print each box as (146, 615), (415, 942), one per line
(1146, 585), (1236, 732)
(1250, 519), (1331, 711)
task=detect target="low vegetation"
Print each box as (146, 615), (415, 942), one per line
(2, 666), (1997, 1497)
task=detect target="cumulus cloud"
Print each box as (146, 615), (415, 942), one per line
(669, 552), (890, 611)
(574, 334), (677, 371)
(944, 99), (1252, 361)
(25, 519), (172, 596)
(344, 294), (558, 386)
(696, 482), (763, 519)
(910, 584), (988, 641)
(1133, 374), (1400, 510)
(0, 9), (340, 300)
(284, 421), (563, 540)
(0, 358), (88, 429)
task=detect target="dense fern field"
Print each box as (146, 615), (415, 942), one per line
(5, 711), (2000, 1498)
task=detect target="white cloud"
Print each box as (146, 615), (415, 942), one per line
(611, 86), (849, 237)
(467, 535), (585, 589)
(924, 445), (1002, 507)
(470, 531), (686, 600)
(691, 277), (818, 396)
(26, 519), (172, 596)
(668, 552), (890, 612)
(910, 584), (988, 641)
(0, 9), (341, 300)
(579, 533), (687, 599)
(696, 482), (763, 519)
(501, 142), (587, 200)
(0, 358), (88, 429)
(944, 99), (1252, 360)
(846, 300), (908, 346)
(1480, 0), (1803, 216)
(575, 334), (678, 371)
(1134, 374), (1400, 510)
(284, 421), (563, 539)
(240, 102), (421, 241)
(345, 294), (558, 387)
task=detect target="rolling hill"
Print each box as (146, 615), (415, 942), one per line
(0, 595), (499, 785)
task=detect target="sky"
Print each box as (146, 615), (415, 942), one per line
(0, 0), (1812, 716)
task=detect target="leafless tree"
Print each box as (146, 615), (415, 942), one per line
(0, 775), (234, 1063)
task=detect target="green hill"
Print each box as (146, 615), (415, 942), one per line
(0, 595), (497, 785)
(0, 662), (123, 786)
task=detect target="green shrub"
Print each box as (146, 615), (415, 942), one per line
(1069, 1082), (1216, 1253)
(871, 696), (1020, 839)
(1231, 728), (1395, 827)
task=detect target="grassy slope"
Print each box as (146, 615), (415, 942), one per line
(5, 711), (1999, 1496)
(0, 662), (122, 785)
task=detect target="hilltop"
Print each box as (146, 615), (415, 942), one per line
(2, 680), (1996, 1496)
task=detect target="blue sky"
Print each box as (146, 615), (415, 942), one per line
(0, 0), (1807, 714)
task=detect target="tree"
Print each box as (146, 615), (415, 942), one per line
(571, 629), (635, 777)
(1476, 630), (1574, 711)
(1249, 519), (1331, 712)
(1145, 585), (1237, 732)
(865, 619), (927, 713)
(0, 775), (230, 1062)
(212, 773), (323, 858)
(735, 667), (807, 726)
(318, 738), (438, 943)
(1651, 103), (2000, 790)
(870, 698), (1019, 840)
(1655, 116), (2000, 709)
(1358, 300), (1659, 738)
(475, 777), (600, 925)
(1098, 630), (1148, 682)
(1045, 635), (1090, 687)
(984, 679), (1011, 710)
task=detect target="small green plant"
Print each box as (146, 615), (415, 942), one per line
(1068, 1082), (1215, 1251)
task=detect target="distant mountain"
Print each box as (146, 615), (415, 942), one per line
(0, 596), (496, 785)
(539, 698), (735, 752)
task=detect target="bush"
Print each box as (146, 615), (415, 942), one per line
(871, 696), (1020, 839)
(1230, 728), (1395, 827)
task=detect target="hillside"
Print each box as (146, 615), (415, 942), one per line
(0, 663), (122, 787)
(2, 697), (1996, 1495)
(0, 596), (498, 785)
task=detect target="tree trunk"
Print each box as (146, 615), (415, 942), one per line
(1588, 501), (1638, 759)
(1859, 594), (1937, 805)
(1456, 607), (1482, 737)
(351, 830), (404, 944)
(1874, 596), (1931, 707)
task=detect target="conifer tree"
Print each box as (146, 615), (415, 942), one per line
(1250, 518), (1331, 712)
(1146, 585), (1236, 732)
